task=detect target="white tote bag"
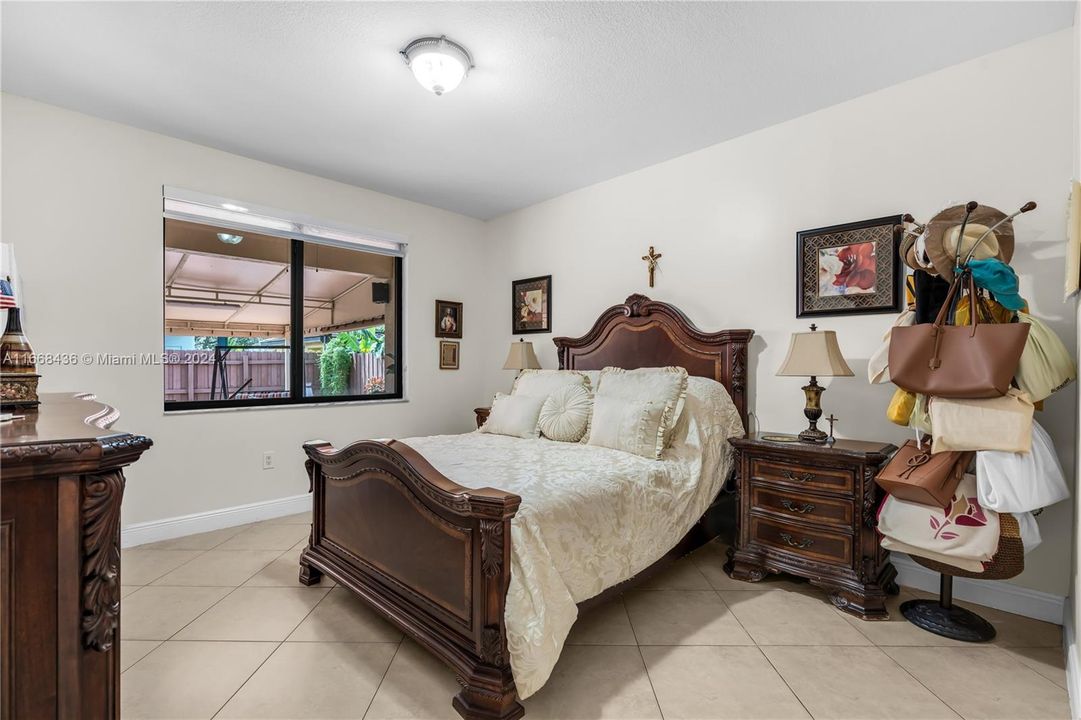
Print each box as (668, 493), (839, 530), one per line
(976, 421), (1069, 513)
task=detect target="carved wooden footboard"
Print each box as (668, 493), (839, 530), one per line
(300, 439), (524, 720)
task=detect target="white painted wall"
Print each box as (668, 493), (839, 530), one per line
(482, 30), (1077, 597)
(1, 94), (495, 527)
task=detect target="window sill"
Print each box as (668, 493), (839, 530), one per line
(163, 396), (409, 415)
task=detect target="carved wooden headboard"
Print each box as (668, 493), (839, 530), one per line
(553, 294), (754, 431)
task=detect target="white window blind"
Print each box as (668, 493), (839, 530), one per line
(163, 187), (407, 257)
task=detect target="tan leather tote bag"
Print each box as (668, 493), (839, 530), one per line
(888, 272), (1028, 398)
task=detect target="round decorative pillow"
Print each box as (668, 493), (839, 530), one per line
(538, 384), (593, 442)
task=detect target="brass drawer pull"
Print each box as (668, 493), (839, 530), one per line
(781, 499), (816, 514)
(779, 532), (814, 549)
(781, 469), (816, 483)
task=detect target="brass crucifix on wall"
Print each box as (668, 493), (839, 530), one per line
(642, 246), (662, 288)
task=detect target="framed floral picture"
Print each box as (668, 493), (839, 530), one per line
(796, 215), (903, 317)
(511, 275), (552, 334)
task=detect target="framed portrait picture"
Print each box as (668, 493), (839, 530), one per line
(512, 275), (552, 334)
(439, 340), (459, 370)
(435, 299), (463, 339)
(796, 215), (903, 317)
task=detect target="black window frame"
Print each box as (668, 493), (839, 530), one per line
(164, 231), (404, 412)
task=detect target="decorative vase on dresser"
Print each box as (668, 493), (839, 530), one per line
(725, 433), (898, 620)
(1, 393), (152, 719)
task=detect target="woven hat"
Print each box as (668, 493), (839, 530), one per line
(924, 204), (1015, 281)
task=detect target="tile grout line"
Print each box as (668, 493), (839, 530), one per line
(209, 639), (286, 719)
(872, 647), (965, 720)
(624, 595), (667, 720)
(360, 636), (407, 720)
(119, 535), (314, 707)
(709, 572), (817, 719)
(209, 572), (332, 720)
(123, 540), (307, 648)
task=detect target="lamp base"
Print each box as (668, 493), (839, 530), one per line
(799, 377), (826, 444)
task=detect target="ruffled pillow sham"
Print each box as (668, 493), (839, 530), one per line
(585, 396), (675, 459)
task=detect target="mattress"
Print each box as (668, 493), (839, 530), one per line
(401, 375), (743, 698)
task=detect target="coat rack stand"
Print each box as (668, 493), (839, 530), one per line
(899, 573), (996, 642)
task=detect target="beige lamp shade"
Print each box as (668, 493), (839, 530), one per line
(503, 339), (541, 371)
(776, 328), (854, 378)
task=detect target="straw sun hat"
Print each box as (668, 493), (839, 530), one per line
(900, 204), (1015, 280)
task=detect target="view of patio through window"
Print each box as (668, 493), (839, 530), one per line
(163, 212), (402, 410)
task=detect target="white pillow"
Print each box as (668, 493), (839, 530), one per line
(585, 396), (674, 460)
(539, 384), (593, 442)
(594, 367), (688, 447)
(511, 369), (590, 398)
(479, 393), (545, 439)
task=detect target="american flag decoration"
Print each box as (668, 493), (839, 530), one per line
(0, 277), (14, 309)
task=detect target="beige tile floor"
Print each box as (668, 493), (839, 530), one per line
(120, 513), (1070, 719)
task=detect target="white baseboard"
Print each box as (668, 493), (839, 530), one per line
(893, 553), (1065, 625)
(1064, 595), (1079, 720)
(121, 493), (311, 548)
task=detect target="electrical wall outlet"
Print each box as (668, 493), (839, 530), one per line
(262, 451), (275, 470)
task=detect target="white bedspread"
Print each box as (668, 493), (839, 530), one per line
(401, 377), (743, 698)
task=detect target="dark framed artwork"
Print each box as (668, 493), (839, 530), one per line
(796, 215), (903, 317)
(434, 299), (462, 339)
(439, 340), (460, 370)
(511, 275), (552, 334)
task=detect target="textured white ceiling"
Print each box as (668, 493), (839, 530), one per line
(2, 2), (1074, 219)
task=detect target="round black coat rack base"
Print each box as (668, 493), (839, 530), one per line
(900, 574), (996, 643)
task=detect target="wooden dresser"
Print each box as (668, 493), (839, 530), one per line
(1, 393), (152, 719)
(726, 433), (897, 619)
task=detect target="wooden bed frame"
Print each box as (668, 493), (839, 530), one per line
(299, 294), (753, 720)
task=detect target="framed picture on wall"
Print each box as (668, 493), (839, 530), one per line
(439, 341), (460, 370)
(435, 299), (463, 338)
(796, 215), (903, 317)
(512, 275), (552, 334)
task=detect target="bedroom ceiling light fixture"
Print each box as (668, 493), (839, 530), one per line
(216, 233), (244, 245)
(400, 35), (473, 96)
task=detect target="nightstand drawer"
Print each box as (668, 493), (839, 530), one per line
(749, 515), (852, 567)
(751, 458), (854, 494)
(750, 485), (853, 529)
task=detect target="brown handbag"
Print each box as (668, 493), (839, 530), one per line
(875, 439), (973, 507)
(888, 271), (1028, 398)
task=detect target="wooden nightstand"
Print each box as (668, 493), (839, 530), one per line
(474, 407), (491, 429)
(726, 433), (898, 620)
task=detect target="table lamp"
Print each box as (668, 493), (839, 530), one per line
(776, 324), (853, 443)
(503, 338), (540, 378)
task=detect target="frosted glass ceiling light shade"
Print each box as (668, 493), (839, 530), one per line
(400, 35), (474, 96)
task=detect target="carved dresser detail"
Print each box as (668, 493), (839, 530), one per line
(1, 393), (152, 719)
(726, 433), (897, 620)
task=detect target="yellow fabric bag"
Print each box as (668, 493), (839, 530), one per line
(954, 295), (1018, 325)
(886, 388), (916, 426)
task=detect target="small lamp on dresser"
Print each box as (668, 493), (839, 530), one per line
(776, 324), (853, 443)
